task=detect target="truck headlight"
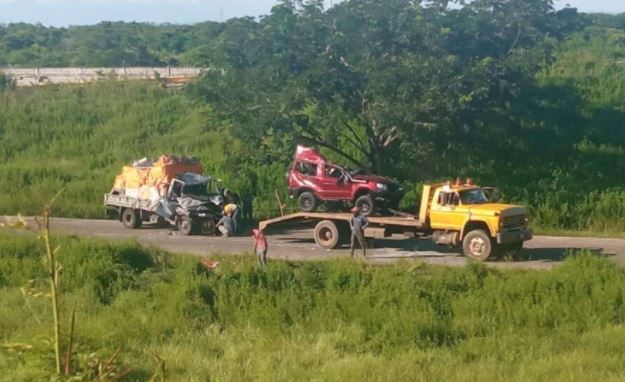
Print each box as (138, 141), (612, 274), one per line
(376, 183), (388, 191)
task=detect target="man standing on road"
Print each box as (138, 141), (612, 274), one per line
(252, 228), (268, 267)
(350, 206), (369, 258)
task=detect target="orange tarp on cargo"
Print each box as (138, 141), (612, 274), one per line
(112, 155), (203, 190)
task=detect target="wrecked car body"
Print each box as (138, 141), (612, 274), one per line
(104, 155), (226, 235)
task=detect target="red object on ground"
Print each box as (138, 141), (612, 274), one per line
(286, 145), (404, 215)
(200, 258), (220, 270)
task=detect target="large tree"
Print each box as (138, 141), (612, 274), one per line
(189, 0), (579, 178)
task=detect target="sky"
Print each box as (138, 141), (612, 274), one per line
(0, 0), (623, 27)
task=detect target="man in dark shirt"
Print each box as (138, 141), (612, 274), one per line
(242, 192), (254, 224)
(349, 206), (369, 258)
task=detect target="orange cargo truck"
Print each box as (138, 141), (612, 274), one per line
(104, 155), (225, 235)
(259, 180), (532, 261)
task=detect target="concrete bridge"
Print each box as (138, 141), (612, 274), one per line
(0, 67), (206, 87)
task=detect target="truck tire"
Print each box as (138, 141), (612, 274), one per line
(462, 229), (492, 261)
(121, 208), (141, 229)
(298, 191), (317, 212)
(314, 220), (341, 249)
(177, 216), (196, 235)
(199, 219), (216, 236)
(355, 194), (374, 216)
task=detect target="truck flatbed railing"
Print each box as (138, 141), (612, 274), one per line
(258, 211), (424, 250)
(259, 211), (424, 231)
(104, 193), (155, 211)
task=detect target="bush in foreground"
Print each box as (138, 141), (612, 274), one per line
(0, 233), (624, 381)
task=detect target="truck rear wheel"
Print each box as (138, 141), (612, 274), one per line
(462, 229), (492, 261)
(355, 194), (374, 216)
(314, 220), (341, 249)
(178, 216), (196, 235)
(121, 208), (141, 229)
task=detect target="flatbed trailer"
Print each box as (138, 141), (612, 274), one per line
(104, 193), (167, 228)
(258, 183), (533, 261)
(259, 211), (426, 249)
(104, 191), (219, 235)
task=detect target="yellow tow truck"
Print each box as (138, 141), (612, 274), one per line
(259, 179), (532, 261)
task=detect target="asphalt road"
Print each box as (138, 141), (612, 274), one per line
(3, 216), (625, 270)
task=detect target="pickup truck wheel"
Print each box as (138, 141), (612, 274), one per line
(177, 216), (196, 235)
(314, 220), (340, 249)
(121, 208), (141, 229)
(199, 219), (216, 235)
(355, 195), (374, 216)
(462, 229), (492, 261)
(298, 191), (317, 212)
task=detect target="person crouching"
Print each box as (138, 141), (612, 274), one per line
(216, 213), (233, 237)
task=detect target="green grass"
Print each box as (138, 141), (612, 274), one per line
(1, 232), (625, 380)
(0, 81), (287, 219)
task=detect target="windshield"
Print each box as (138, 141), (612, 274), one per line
(183, 182), (209, 197)
(460, 189), (489, 205)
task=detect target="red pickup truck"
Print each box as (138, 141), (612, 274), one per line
(287, 145), (404, 215)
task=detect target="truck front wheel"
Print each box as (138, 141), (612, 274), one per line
(121, 208), (141, 229)
(177, 216), (196, 235)
(462, 229), (492, 261)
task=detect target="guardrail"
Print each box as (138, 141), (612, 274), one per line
(0, 67), (206, 87)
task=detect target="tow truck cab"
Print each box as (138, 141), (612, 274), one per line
(423, 181), (532, 260)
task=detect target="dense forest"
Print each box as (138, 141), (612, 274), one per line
(2, 0), (625, 233)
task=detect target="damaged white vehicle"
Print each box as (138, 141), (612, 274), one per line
(105, 172), (225, 235)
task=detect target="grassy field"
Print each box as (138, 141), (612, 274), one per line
(0, 81), (292, 219)
(1, 231), (625, 381)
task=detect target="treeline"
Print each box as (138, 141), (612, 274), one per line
(1, 2), (623, 68)
(2, 0), (625, 233)
(0, 21), (223, 67)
